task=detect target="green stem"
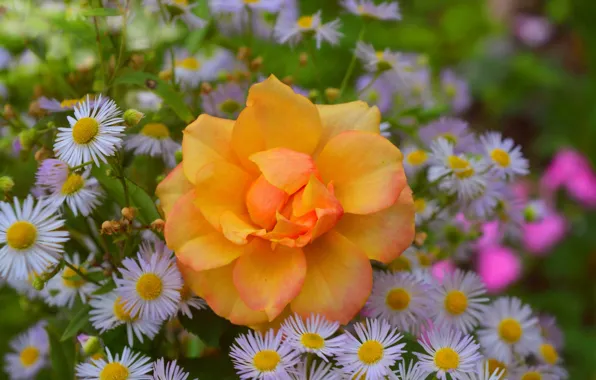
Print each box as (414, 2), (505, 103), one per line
(306, 41), (324, 99)
(92, 2), (108, 89)
(69, 161), (94, 172)
(110, 0), (130, 85)
(339, 23), (366, 97)
(63, 261), (101, 286)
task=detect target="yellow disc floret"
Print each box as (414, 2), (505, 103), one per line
(498, 318), (523, 344)
(141, 123), (170, 139)
(19, 346), (39, 367)
(357, 341), (384, 365)
(72, 117), (99, 145)
(406, 150), (428, 166)
(135, 273), (163, 301)
(448, 155), (474, 179)
(62, 266), (86, 288)
(490, 148), (511, 168)
(61, 174), (85, 195)
(385, 288), (411, 311)
(253, 350), (280, 372)
(434, 347), (460, 371)
(99, 362), (129, 380)
(444, 290), (468, 315)
(300, 333), (325, 349)
(6, 221), (37, 250)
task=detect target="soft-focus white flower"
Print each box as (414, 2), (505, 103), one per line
(280, 313), (344, 361)
(4, 322), (49, 380)
(289, 358), (341, 380)
(210, 0), (283, 14)
(460, 362), (507, 380)
(342, 0), (401, 21)
(275, 11), (342, 48)
(401, 144), (430, 179)
(76, 346), (153, 380)
(480, 132), (529, 180)
(152, 358), (194, 380)
(396, 361), (429, 380)
(168, 48), (238, 89)
(125, 122), (180, 168)
(45, 253), (100, 308)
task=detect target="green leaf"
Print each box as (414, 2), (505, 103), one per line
(46, 324), (75, 380)
(179, 309), (231, 348)
(92, 165), (161, 225)
(81, 8), (121, 17)
(114, 70), (194, 123)
(61, 305), (92, 341)
(179, 356), (237, 380)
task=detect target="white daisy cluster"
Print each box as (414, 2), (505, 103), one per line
(227, 271), (568, 380)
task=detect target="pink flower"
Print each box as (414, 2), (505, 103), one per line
(515, 15), (553, 48)
(477, 245), (521, 293)
(475, 221), (503, 250)
(523, 211), (567, 255)
(541, 149), (596, 207)
(431, 260), (456, 282)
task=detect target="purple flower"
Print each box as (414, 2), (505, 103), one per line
(515, 15), (553, 48)
(356, 73), (396, 114)
(419, 117), (477, 152)
(440, 69), (471, 114)
(202, 82), (246, 119)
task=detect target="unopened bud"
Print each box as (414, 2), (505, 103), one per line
(78, 335), (102, 356)
(32, 276), (45, 291)
(237, 46), (251, 61)
(282, 76), (293, 86)
(19, 129), (37, 150)
(299, 52), (308, 67)
(34, 147), (52, 162)
(325, 87), (340, 103)
(200, 82), (213, 95)
(0, 176), (14, 193)
(123, 109), (145, 127)
(3, 104), (15, 119)
(29, 101), (44, 117)
(151, 219), (165, 233)
(175, 150), (183, 164)
(158, 70), (172, 81)
(156, 174), (166, 183)
(250, 56), (263, 72)
(308, 89), (319, 102)
(129, 54), (145, 70)
(101, 220), (121, 235)
(414, 232), (427, 247)
(121, 207), (136, 221)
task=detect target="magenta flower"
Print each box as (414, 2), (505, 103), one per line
(541, 149), (596, 207)
(477, 245), (521, 293)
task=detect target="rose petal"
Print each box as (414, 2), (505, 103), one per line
(250, 148), (318, 194)
(246, 175), (289, 230)
(156, 164), (193, 216)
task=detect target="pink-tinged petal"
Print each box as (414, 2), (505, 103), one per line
(246, 175), (289, 230)
(477, 246), (521, 293)
(523, 212), (567, 255)
(475, 221), (504, 250)
(431, 260), (456, 282)
(156, 164), (193, 216)
(290, 231), (372, 324)
(178, 260), (269, 325)
(249, 148), (318, 195)
(334, 187), (415, 263)
(259, 212), (311, 242)
(165, 190), (213, 251)
(316, 131), (406, 215)
(233, 239), (306, 321)
(182, 114), (238, 184)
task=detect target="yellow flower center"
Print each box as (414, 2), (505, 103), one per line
(60, 99), (80, 108)
(406, 149), (428, 166)
(61, 174), (85, 195)
(19, 346), (39, 367)
(539, 343), (558, 365)
(445, 83), (457, 98)
(99, 362), (129, 380)
(176, 57), (201, 71)
(219, 99), (242, 115)
(441, 133), (458, 145)
(434, 347), (460, 371)
(91, 352), (105, 361)
(385, 288), (410, 311)
(173, 0), (188, 5)
(72, 117), (99, 145)
(448, 155), (474, 179)
(62, 266), (86, 288)
(414, 198), (426, 213)
(375, 51), (384, 60)
(521, 372), (542, 380)
(417, 251), (434, 267)
(244, 0), (259, 3)
(253, 350), (280, 372)
(135, 273), (163, 301)
(300, 333), (325, 349)
(6, 221), (37, 250)
(357, 340), (384, 365)
(444, 290), (468, 315)
(498, 318), (523, 344)
(490, 148), (511, 168)
(388, 256), (411, 272)
(487, 359), (508, 379)
(297, 16), (313, 29)
(113, 297), (136, 322)
(141, 123), (170, 139)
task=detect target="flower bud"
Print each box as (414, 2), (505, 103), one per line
(34, 147), (52, 162)
(121, 207), (136, 221)
(123, 109), (144, 127)
(325, 88), (340, 103)
(77, 335), (102, 356)
(299, 52), (308, 67)
(308, 90), (319, 102)
(414, 232), (427, 246)
(28, 100), (44, 117)
(175, 150), (183, 164)
(19, 129), (37, 150)
(31, 276), (45, 291)
(282, 76), (293, 86)
(151, 219), (165, 233)
(236, 46), (251, 61)
(200, 82), (213, 95)
(3, 104), (15, 119)
(101, 220), (121, 235)
(250, 56), (263, 72)
(0, 176), (14, 193)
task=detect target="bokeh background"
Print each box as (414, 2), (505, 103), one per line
(1, 0), (595, 378)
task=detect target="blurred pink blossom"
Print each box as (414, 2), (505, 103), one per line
(477, 245), (521, 293)
(515, 15), (553, 48)
(523, 211), (567, 255)
(431, 260), (456, 282)
(541, 149), (596, 207)
(475, 220), (503, 250)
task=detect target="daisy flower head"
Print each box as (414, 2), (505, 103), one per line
(89, 291), (161, 347)
(0, 196), (69, 280)
(166, 0), (207, 29)
(510, 365), (558, 380)
(38, 95), (105, 113)
(230, 329), (300, 379)
(356, 73), (396, 115)
(335, 318), (405, 379)
(76, 346), (153, 380)
(202, 82), (246, 119)
(401, 143), (430, 179)
(342, 0), (401, 21)
(414, 197), (444, 226)
(178, 283), (207, 318)
(397, 360), (428, 380)
(280, 313), (344, 361)
(465, 180), (503, 220)
(460, 362), (507, 380)
(480, 132), (529, 180)
(419, 117), (477, 153)
(4, 322), (49, 380)
(387, 246), (419, 272)
(54, 95), (125, 167)
(289, 359), (341, 380)
(534, 341), (562, 367)
(115, 251), (183, 322)
(364, 271), (431, 333)
(430, 269), (489, 333)
(441, 70), (471, 114)
(45, 253), (100, 308)
(478, 297), (542, 363)
(125, 122), (181, 168)
(152, 358), (193, 380)
(132, 91), (162, 111)
(209, 0), (283, 14)
(275, 10), (342, 49)
(538, 315), (564, 350)
(415, 328), (483, 380)
(168, 48), (238, 89)
(354, 42), (411, 74)
(428, 137), (488, 201)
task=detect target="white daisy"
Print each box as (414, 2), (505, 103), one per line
(414, 197), (443, 225)
(45, 253), (100, 308)
(477, 297), (542, 363)
(178, 283), (207, 318)
(534, 342), (562, 367)
(429, 269), (489, 333)
(275, 11), (342, 48)
(335, 318), (405, 379)
(0, 196), (69, 280)
(75, 346), (153, 380)
(54, 95), (125, 167)
(480, 132), (529, 180)
(510, 365), (558, 380)
(4, 322), (49, 380)
(152, 358), (194, 380)
(341, 0), (401, 21)
(482, 358), (510, 380)
(460, 362), (507, 380)
(125, 122), (181, 168)
(396, 360), (428, 380)
(209, 0), (283, 14)
(115, 252), (183, 322)
(363, 271), (431, 334)
(401, 144), (430, 179)
(428, 137), (488, 200)
(387, 246), (429, 273)
(89, 291), (161, 347)
(7, 276), (47, 301)
(415, 328), (483, 380)
(289, 359), (341, 380)
(229, 329), (300, 380)
(162, 0), (207, 28)
(355, 42), (411, 74)
(280, 313), (344, 361)
(168, 48), (238, 89)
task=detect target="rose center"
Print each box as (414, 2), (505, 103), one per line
(300, 333), (325, 349)
(357, 340), (384, 365)
(434, 347), (460, 370)
(6, 221), (37, 250)
(498, 318), (523, 344)
(444, 290), (468, 315)
(19, 346), (39, 367)
(72, 117), (99, 145)
(99, 362), (129, 380)
(385, 288), (410, 311)
(253, 350), (280, 372)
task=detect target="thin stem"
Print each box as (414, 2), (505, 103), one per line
(93, 0), (108, 88)
(69, 161), (94, 172)
(339, 23), (366, 97)
(110, 0), (130, 84)
(306, 41), (324, 98)
(63, 261), (101, 286)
